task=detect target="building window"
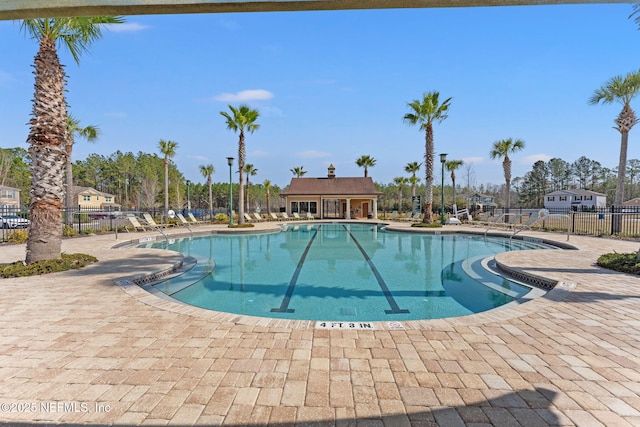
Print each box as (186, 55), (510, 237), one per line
(547, 196), (555, 202)
(585, 196), (592, 200)
(0, 190), (15, 199)
(105, 197), (112, 202)
(290, 201), (317, 214)
(82, 195), (91, 201)
(559, 196), (567, 201)
(575, 196), (582, 201)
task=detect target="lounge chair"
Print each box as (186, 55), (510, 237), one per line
(454, 208), (471, 222)
(306, 212), (314, 220)
(126, 216), (147, 232)
(270, 213), (281, 221)
(187, 212), (201, 225)
(281, 212), (293, 221)
(389, 211), (399, 221)
(176, 213), (191, 227)
(143, 213), (173, 229)
(293, 212), (306, 220)
(243, 213), (255, 223)
(253, 213), (265, 222)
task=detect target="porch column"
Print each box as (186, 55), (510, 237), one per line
(372, 198), (378, 219)
(345, 198), (351, 219)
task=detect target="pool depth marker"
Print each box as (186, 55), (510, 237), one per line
(342, 225), (409, 315)
(271, 225), (321, 313)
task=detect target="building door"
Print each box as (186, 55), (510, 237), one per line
(362, 202), (369, 219)
(322, 199), (341, 219)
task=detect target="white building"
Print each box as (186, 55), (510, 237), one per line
(543, 189), (606, 212)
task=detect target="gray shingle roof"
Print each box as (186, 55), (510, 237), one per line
(281, 177), (382, 196)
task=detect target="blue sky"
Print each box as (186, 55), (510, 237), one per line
(1, 4), (640, 188)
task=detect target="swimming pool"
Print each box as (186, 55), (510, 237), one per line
(146, 223), (556, 321)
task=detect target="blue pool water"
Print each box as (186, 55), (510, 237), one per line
(146, 223), (554, 321)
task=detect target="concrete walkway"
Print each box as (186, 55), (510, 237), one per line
(1, 221), (640, 426)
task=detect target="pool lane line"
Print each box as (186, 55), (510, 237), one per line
(342, 225), (410, 315)
(270, 224), (321, 313)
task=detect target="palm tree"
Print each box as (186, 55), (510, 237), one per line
(290, 166), (307, 177)
(489, 138), (525, 211)
(158, 139), (178, 218)
(220, 104), (260, 225)
(244, 164), (258, 212)
(589, 70), (640, 211)
(199, 164), (215, 220)
(263, 179), (272, 214)
(393, 177), (408, 212)
(444, 159), (464, 211)
(404, 161), (422, 198)
(65, 114), (100, 223)
(21, 16), (123, 264)
(403, 91), (452, 223)
(356, 155), (376, 177)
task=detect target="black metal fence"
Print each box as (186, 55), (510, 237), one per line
(4, 205), (640, 242)
(486, 206), (640, 237)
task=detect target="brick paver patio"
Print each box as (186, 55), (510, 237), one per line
(1, 221), (640, 426)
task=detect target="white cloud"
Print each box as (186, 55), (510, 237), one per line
(187, 154), (208, 161)
(214, 89), (274, 102)
(105, 22), (149, 32)
(294, 150), (331, 159)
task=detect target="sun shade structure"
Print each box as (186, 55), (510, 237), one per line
(0, 0), (620, 20)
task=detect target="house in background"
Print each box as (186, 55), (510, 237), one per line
(72, 186), (120, 210)
(464, 193), (498, 211)
(622, 197), (640, 212)
(543, 189), (606, 211)
(0, 185), (21, 212)
(281, 165), (382, 219)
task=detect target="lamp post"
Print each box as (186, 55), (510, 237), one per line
(440, 153), (447, 225)
(186, 180), (191, 214)
(227, 157), (234, 226)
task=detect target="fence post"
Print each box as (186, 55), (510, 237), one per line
(571, 212), (575, 234)
(610, 205), (616, 235)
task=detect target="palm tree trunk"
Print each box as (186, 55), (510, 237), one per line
(26, 37), (67, 264)
(64, 143), (74, 224)
(266, 189), (271, 214)
(503, 156), (512, 213)
(423, 126), (434, 223)
(164, 157), (169, 217)
(237, 131), (245, 224)
(613, 130), (629, 233)
(208, 178), (213, 220)
(451, 172), (457, 211)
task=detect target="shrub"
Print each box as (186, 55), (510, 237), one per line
(7, 229), (28, 243)
(215, 213), (229, 223)
(411, 222), (443, 228)
(597, 252), (640, 275)
(63, 225), (78, 237)
(0, 253), (98, 278)
(228, 223), (254, 228)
